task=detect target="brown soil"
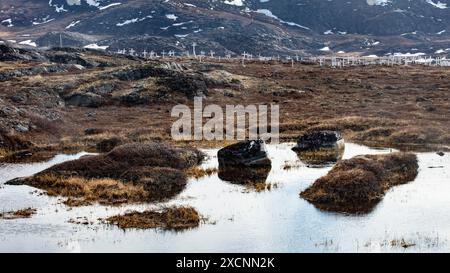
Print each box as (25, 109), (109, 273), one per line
(106, 206), (200, 230)
(300, 152), (419, 213)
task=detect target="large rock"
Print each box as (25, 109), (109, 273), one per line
(65, 93), (105, 107)
(293, 130), (345, 165)
(218, 140), (271, 167)
(111, 64), (208, 98)
(0, 45), (45, 62)
(293, 130), (344, 151)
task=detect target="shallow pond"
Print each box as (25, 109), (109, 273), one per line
(0, 143), (449, 252)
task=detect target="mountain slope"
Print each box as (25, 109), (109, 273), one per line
(1, 0), (450, 55)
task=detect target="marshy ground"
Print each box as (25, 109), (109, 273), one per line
(1, 46), (449, 159)
(1, 143), (449, 252)
(0, 46), (449, 252)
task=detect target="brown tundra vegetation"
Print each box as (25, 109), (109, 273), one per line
(300, 152), (419, 213)
(0, 45), (448, 218)
(106, 206), (200, 230)
(0, 208), (37, 219)
(8, 142), (205, 206)
(0, 45), (449, 160)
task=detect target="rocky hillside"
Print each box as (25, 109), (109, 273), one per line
(1, 0), (450, 56)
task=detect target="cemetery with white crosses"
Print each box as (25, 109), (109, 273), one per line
(114, 42), (450, 68)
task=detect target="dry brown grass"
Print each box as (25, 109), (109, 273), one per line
(244, 182), (278, 192)
(1, 55), (449, 154)
(19, 142), (205, 205)
(186, 167), (218, 179)
(301, 152), (418, 213)
(390, 239), (416, 249)
(0, 208), (37, 219)
(30, 174), (148, 206)
(41, 142), (203, 179)
(106, 206), (200, 230)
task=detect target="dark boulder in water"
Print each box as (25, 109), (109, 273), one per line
(293, 130), (344, 151)
(218, 140), (271, 167)
(217, 140), (272, 185)
(293, 130), (345, 165)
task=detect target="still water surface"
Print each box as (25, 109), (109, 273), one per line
(0, 143), (449, 252)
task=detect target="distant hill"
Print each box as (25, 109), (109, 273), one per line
(1, 0), (450, 56)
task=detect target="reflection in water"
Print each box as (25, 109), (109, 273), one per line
(218, 164), (271, 185)
(293, 146), (345, 166)
(292, 137), (345, 166)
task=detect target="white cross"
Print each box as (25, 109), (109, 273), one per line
(192, 42), (197, 56)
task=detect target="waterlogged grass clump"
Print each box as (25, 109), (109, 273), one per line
(12, 142), (205, 206)
(301, 152), (419, 213)
(0, 208), (36, 219)
(106, 206), (200, 230)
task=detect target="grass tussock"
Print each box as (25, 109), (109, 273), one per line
(0, 208), (37, 220)
(107, 206), (200, 230)
(0, 132), (33, 160)
(300, 152), (418, 213)
(186, 167), (218, 179)
(42, 142), (204, 179)
(29, 174), (148, 206)
(22, 142), (205, 205)
(244, 182), (278, 192)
